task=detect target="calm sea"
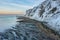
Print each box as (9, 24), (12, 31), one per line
(0, 14), (20, 32)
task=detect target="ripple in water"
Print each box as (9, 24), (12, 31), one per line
(0, 15), (16, 32)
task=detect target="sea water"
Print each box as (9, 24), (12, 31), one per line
(0, 14), (17, 32)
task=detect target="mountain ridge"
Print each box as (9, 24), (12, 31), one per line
(25, 0), (60, 34)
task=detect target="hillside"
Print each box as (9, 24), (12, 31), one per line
(25, 0), (60, 34)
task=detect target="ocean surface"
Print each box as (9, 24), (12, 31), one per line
(0, 14), (19, 32)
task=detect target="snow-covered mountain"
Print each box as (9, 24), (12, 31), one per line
(25, 0), (60, 34)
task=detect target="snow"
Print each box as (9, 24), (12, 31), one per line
(25, 0), (60, 34)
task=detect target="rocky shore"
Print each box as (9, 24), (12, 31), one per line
(17, 16), (60, 40)
(0, 16), (60, 40)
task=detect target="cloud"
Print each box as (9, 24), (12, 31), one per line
(1, 1), (32, 8)
(0, 0), (45, 8)
(0, 0), (45, 13)
(9, 3), (33, 8)
(0, 1), (33, 11)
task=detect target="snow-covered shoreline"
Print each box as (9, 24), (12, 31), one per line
(25, 0), (60, 34)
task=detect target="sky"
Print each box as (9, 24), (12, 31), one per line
(0, 0), (45, 14)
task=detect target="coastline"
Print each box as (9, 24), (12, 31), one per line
(17, 16), (60, 40)
(0, 16), (60, 40)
